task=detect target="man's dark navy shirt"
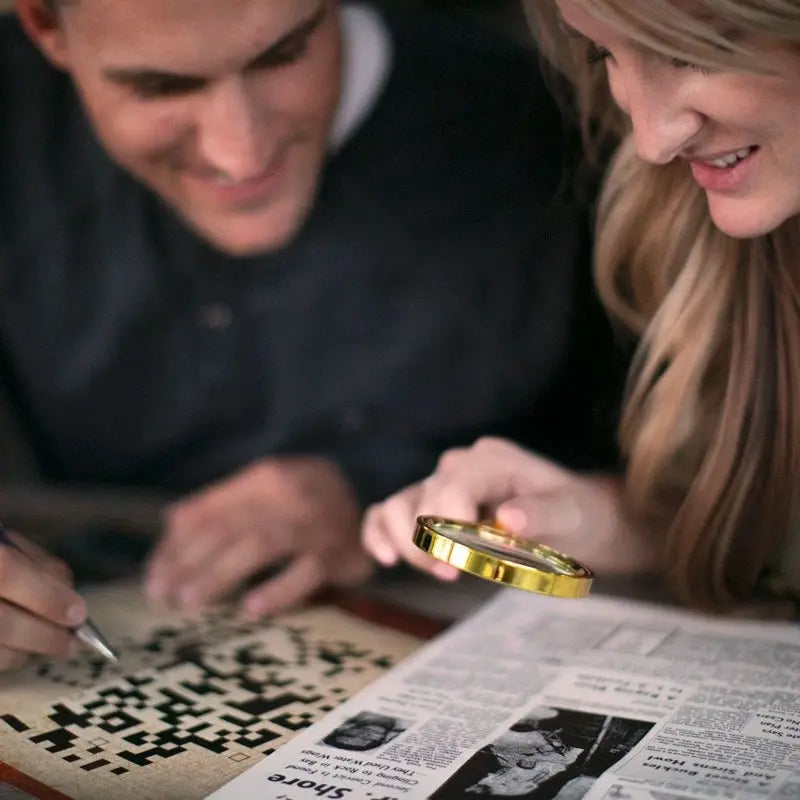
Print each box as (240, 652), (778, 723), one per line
(0, 5), (619, 504)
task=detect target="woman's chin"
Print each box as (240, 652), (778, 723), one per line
(707, 195), (796, 240)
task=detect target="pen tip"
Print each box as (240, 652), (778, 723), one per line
(95, 640), (120, 663)
(74, 621), (120, 664)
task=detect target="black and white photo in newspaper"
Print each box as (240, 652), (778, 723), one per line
(430, 708), (652, 799)
(205, 590), (800, 800)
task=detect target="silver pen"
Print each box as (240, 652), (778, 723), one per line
(0, 523), (118, 662)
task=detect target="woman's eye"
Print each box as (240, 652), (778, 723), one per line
(587, 42), (612, 66)
(670, 57), (711, 74)
(583, 37), (711, 74)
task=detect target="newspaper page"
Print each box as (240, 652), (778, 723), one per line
(205, 589), (800, 800)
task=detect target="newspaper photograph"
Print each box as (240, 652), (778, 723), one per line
(205, 590), (800, 800)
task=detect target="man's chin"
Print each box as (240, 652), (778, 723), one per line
(186, 206), (310, 257)
(203, 228), (300, 258)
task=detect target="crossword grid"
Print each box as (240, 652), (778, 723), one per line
(2, 614), (400, 780)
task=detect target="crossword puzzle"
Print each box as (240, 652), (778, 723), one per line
(0, 585), (420, 800)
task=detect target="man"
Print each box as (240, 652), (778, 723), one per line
(0, 0), (616, 670)
(322, 712), (401, 751)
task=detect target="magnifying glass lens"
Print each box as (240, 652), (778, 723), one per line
(414, 517), (594, 598)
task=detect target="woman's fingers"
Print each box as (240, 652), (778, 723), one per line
(362, 439), (584, 580)
(495, 477), (658, 575)
(417, 439), (571, 522)
(362, 505), (402, 567)
(362, 485), (459, 580)
(362, 484), (421, 565)
(496, 490), (584, 544)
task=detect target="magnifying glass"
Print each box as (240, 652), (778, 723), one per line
(413, 516), (594, 599)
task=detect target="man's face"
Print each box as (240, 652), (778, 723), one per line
(333, 722), (389, 749)
(45, 0), (341, 255)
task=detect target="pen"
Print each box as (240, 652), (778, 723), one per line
(0, 523), (119, 663)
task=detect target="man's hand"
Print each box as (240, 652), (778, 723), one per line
(145, 457), (373, 617)
(0, 532), (86, 672)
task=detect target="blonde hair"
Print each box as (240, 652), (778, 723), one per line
(528, 0), (800, 609)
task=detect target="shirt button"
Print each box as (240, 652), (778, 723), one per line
(198, 303), (233, 331)
(341, 407), (367, 433)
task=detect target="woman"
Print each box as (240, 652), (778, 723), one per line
(363, 0), (800, 611)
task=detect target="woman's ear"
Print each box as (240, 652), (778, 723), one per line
(16, 0), (71, 71)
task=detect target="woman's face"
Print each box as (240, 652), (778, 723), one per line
(556, 0), (800, 239)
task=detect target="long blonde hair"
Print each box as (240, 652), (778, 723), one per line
(528, 0), (800, 609)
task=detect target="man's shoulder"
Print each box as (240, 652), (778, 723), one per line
(0, 13), (76, 162)
(0, 13), (111, 258)
(0, 13), (63, 97)
(372, 1), (533, 65)
(0, 11), (24, 50)
(372, 2), (546, 113)
(339, 3), (574, 209)
(355, 0), (568, 167)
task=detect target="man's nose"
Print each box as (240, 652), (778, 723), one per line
(197, 80), (267, 180)
(614, 69), (703, 165)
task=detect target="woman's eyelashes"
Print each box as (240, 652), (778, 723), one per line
(586, 42), (612, 65)
(585, 41), (709, 74)
(669, 57), (711, 74)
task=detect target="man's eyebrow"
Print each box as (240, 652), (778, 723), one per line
(248, 0), (327, 67)
(103, 0), (327, 86)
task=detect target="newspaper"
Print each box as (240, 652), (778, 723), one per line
(205, 590), (800, 800)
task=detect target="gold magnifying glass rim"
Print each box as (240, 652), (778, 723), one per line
(413, 516), (594, 599)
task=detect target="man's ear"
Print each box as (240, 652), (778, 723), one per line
(16, 0), (70, 71)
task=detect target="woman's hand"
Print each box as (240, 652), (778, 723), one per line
(0, 532), (87, 672)
(362, 438), (659, 581)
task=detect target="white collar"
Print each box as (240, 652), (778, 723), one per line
(328, 2), (394, 152)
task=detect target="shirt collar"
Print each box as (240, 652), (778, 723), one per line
(328, 2), (394, 152)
